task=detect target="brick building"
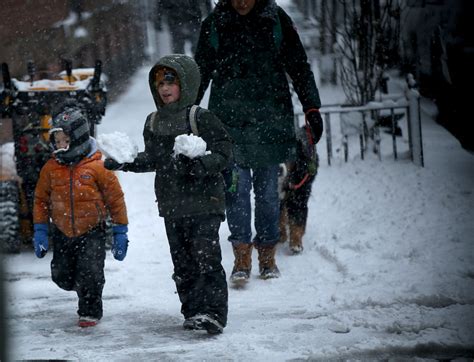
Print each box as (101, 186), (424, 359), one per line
(0, 0), (146, 99)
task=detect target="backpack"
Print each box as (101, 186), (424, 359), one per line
(209, 13), (283, 52)
(148, 105), (201, 136)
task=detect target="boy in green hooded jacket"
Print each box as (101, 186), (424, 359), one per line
(105, 54), (231, 334)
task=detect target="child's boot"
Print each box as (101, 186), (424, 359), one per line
(230, 243), (253, 283)
(78, 316), (98, 328)
(183, 314), (224, 334)
(289, 222), (305, 254)
(256, 245), (280, 279)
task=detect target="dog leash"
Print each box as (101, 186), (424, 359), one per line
(288, 110), (317, 191)
(289, 173), (310, 190)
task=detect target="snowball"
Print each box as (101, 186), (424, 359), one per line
(96, 132), (138, 163)
(173, 134), (211, 159)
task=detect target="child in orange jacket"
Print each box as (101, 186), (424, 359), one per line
(33, 108), (128, 328)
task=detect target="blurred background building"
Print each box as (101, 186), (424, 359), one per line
(0, 0), (146, 100)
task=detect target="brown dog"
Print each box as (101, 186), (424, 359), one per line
(278, 125), (318, 254)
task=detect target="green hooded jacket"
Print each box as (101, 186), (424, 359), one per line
(123, 54), (232, 219)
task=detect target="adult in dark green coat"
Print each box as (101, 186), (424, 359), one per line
(105, 54), (232, 334)
(194, 0), (323, 283)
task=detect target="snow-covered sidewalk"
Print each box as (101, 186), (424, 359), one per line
(3, 64), (474, 360)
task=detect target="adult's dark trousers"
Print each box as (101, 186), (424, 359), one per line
(50, 225), (106, 319)
(164, 214), (228, 327)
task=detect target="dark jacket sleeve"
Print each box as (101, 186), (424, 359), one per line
(196, 109), (233, 174)
(122, 114), (157, 173)
(279, 7), (321, 111)
(194, 15), (217, 104)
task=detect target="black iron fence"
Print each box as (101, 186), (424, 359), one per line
(294, 88), (423, 167)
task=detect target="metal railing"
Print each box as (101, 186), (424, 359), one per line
(295, 88), (424, 167)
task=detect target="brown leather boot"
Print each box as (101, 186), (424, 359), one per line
(230, 243), (253, 283)
(256, 245), (280, 279)
(289, 223), (305, 254)
(279, 207), (289, 243)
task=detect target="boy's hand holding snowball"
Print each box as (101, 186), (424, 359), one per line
(173, 134), (210, 179)
(98, 131), (138, 171)
(104, 158), (124, 171)
(100, 131), (210, 179)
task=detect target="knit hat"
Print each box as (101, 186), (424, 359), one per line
(49, 108), (91, 164)
(155, 66), (180, 86)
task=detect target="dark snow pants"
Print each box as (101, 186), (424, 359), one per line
(164, 215), (228, 327)
(50, 225), (106, 319)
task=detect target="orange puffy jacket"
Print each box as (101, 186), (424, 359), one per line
(34, 150), (128, 238)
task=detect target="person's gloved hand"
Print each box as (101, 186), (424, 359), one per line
(112, 225), (128, 261)
(173, 154), (191, 177)
(305, 109), (323, 144)
(104, 158), (124, 171)
(188, 158), (206, 178)
(33, 224), (48, 258)
(174, 154), (206, 179)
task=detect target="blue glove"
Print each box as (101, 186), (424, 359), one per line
(112, 225), (128, 261)
(33, 224), (48, 258)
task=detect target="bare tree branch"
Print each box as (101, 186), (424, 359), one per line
(324, 0), (402, 105)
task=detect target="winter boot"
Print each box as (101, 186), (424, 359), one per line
(78, 316), (98, 328)
(230, 243), (253, 283)
(289, 223), (305, 254)
(256, 245), (280, 279)
(278, 207), (289, 243)
(183, 314), (224, 334)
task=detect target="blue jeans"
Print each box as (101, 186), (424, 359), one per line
(223, 165), (280, 247)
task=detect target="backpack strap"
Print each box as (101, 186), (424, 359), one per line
(148, 111), (158, 133)
(188, 105), (200, 136)
(209, 17), (219, 51)
(273, 12), (282, 50)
